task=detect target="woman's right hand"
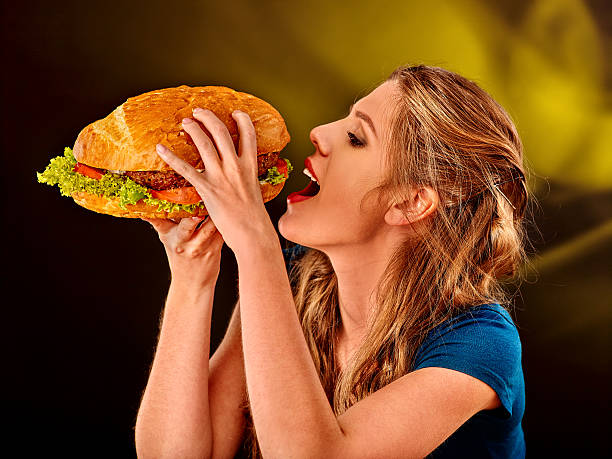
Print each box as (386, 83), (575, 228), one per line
(142, 215), (225, 287)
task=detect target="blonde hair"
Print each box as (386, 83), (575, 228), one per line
(240, 64), (536, 457)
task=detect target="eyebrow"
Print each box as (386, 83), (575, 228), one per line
(349, 103), (378, 139)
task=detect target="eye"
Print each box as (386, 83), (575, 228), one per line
(347, 131), (366, 148)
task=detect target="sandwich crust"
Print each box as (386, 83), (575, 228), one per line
(72, 85), (291, 171)
(71, 179), (286, 219)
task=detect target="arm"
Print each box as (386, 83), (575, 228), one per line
(235, 238), (501, 458)
(236, 237), (341, 457)
(135, 217), (247, 459)
(135, 279), (216, 458)
(208, 300), (247, 459)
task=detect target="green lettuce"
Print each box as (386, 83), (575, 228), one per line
(37, 147), (292, 213)
(262, 157), (293, 185)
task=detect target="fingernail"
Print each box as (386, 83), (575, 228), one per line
(191, 216), (201, 221)
(193, 107), (205, 114)
(156, 144), (165, 154)
(182, 117), (193, 124)
(233, 109), (243, 116)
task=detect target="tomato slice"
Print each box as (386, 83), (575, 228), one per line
(150, 186), (202, 204)
(275, 158), (288, 178)
(74, 162), (104, 180)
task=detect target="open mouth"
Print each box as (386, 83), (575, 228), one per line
(287, 172), (321, 204)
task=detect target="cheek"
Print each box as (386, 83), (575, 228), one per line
(316, 180), (384, 238)
(335, 175), (382, 215)
(278, 172), (385, 244)
(323, 170), (367, 202)
(316, 166), (382, 217)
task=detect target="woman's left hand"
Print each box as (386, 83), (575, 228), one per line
(155, 108), (277, 255)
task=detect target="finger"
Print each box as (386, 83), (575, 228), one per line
(142, 217), (176, 235)
(175, 216), (205, 242)
(155, 143), (206, 187)
(193, 214), (216, 237)
(192, 108), (237, 163)
(192, 216), (224, 249)
(194, 214), (210, 231)
(208, 227), (225, 252)
(181, 118), (221, 174)
(231, 110), (257, 169)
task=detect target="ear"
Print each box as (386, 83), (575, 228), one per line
(384, 186), (439, 226)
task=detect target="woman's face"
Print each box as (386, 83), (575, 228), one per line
(278, 80), (399, 250)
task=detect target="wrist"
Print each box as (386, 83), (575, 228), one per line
(169, 268), (219, 289)
(234, 231), (281, 268)
(166, 254), (221, 286)
(167, 278), (216, 306)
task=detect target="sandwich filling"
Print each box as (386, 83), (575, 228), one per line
(37, 147), (293, 214)
(118, 151), (281, 190)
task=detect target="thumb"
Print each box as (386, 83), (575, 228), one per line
(141, 217), (176, 235)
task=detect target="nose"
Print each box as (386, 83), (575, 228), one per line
(309, 126), (329, 157)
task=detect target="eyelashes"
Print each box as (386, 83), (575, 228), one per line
(347, 131), (366, 148)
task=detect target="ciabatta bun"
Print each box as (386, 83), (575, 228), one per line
(72, 85), (291, 171)
(64, 85), (291, 219)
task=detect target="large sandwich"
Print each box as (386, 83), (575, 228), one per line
(37, 85), (293, 219)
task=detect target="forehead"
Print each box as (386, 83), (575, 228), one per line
(354, 80), (398, 131)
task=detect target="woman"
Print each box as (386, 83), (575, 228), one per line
(135, 64), (531, 458)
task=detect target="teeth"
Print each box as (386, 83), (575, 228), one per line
(303, 168), (318, 183)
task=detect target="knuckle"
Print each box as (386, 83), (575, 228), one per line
(243, 130), (256, 143)
(211, 124), (227, 137)
(179, 164), (193, 176)
(228, 161), (241, 172)
(195, 135), (212, 149)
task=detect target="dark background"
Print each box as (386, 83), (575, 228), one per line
(2, 0), (610, 457)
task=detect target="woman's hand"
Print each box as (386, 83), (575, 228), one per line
(154, 108), (278, 256)
(143, 216), (224, 287)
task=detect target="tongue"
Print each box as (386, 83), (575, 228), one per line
(287, 180), (320, 203)
(287, 193), (312, 203)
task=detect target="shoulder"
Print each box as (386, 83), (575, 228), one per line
(414, 303), (524, 418)
(418, 303), (521, 354)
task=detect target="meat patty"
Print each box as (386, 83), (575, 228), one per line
(124, 170), (190, 190)
(122, 151), (280, 190)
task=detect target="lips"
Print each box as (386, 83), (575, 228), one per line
(287, 157), (321, 204)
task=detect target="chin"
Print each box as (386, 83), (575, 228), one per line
(278, 212), (312, 248)
(278, 212), (296, 242)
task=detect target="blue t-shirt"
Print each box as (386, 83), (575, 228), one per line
(282, 243), (526, 458)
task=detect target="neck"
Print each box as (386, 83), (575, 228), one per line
(325, 234), (400, 348)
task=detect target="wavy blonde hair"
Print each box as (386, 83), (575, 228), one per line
(240, 64), (536, 457)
